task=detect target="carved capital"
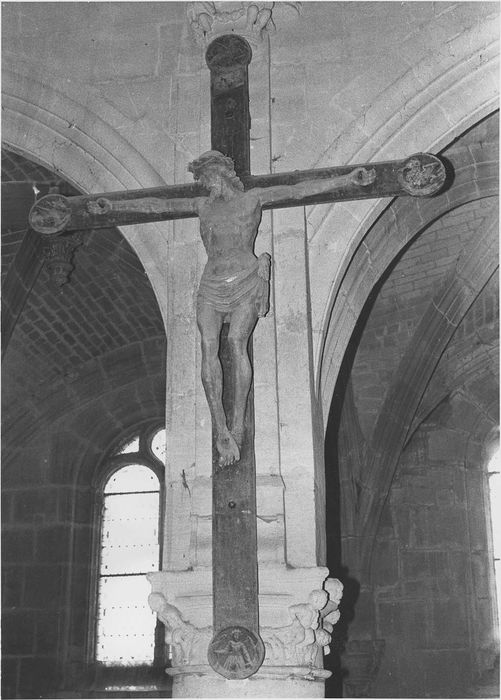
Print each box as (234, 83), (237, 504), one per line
(187, 2), (302, 47)
(148, 569), (343, 681)
(148, 592), (212, 667)
(260, 578), (343, 673)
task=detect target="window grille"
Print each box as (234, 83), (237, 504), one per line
(95, 426), (165, 667)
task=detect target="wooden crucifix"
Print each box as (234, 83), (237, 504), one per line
(28, 34), (446, 680)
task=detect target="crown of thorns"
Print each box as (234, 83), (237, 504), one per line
(188, 151), (236, 178)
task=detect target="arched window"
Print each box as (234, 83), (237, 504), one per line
(487, 445), (500, 622)
(94, 425), (166, 668)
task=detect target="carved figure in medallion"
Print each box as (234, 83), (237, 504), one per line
(397, 155), (445, 196)
(207, 625), (265, 679)
(29, 193), (72, 236)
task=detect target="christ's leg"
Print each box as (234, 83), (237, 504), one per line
(197, 302), (240, 466)
(227, 301), (259, 449)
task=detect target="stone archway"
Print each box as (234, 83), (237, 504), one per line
(312, 13), (499, 416)
(318, 109), (499, 423)
(2, 66), (171, 323)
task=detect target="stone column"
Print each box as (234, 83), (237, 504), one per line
(148, 568), (342, 698)
(151, 201), (339, 696)
(266, 207), (327, 567)
(152, 7), (338, 696)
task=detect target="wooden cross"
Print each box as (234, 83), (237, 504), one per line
(28, 34), (446, 679)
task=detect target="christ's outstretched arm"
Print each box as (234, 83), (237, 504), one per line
(254, 166), (376, 206)
(86, 195), (203, 217)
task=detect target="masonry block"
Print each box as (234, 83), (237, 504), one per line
(378, 600), (427, 649)
(23, 565), (63, 609)
(375, 644), (425, 699)
(35, 526), (71, 564)
(401, 549), (429, 580)
(470, 552), (492, 597)
(429, 550), (468, 597)
(427, 430), (468, 463)
(13, 489), (58, 524)
(372, 539), (399, 587)
(2, 528), (35, 564)
(2, 611), (35, 655)
(72, 526), (93, 568)
(35, 610), (60, 654)
(430, 599), (469, 648)
(68, 607), (89, 649)
(2, 491), (13, 523)
(69, 564), (93, 610)
(1, 657), (19, 699)
(2, 565), (25, 608)
(411, 505), (467, 549)
(18, 656), (59, 699)
(256, 475), (285, 516)
(256, 516), (285, 565)
(422, 649), (472, 697)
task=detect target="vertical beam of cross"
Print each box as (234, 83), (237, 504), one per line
(205, 35), (265, 679)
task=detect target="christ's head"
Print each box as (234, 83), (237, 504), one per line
(188, 151), (244, 197)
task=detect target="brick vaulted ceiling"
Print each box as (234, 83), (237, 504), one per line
(1, 149), (166, 458)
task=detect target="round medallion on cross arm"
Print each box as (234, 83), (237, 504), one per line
(29, 193), (72, 236)
(397, 154), (446, 197)
(208, 625), (265, 679)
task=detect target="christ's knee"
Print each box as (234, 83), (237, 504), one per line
(227, 333), (250, 363)
(200, 337), (221, 382)
(201, 336), (220, 362)
(227, 333), (252, 386)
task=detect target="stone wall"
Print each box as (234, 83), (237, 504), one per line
(1, 346), (166, 698)
(372, 407), (498, 697)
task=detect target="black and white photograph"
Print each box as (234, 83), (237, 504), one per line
(1, 2), (499, 698)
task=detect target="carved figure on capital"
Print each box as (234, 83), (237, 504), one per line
(148, 578), (342, 675)
(187, 1), (302, 45)
(321, 577), (343, 653)
(261, 578), (344, 669)
(148, 592), (212, 667)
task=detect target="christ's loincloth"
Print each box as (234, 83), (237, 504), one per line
(197, 253), (270, 322)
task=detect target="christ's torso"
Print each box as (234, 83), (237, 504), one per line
(198, 192), (261, 278)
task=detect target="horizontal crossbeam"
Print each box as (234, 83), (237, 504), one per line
(28, 153), (446, 236)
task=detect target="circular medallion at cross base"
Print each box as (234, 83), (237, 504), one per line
(208, 625), (265, 679)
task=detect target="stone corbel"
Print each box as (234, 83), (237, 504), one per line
(42, 231), (83, 287)
(187, 2), (302, 47)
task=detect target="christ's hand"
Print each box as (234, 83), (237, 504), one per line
(349, 167), (376, 186)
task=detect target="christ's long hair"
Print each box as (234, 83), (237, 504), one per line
(188, 151), (244, 191)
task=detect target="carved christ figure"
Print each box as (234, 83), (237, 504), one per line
(88, 151), (376, 466)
